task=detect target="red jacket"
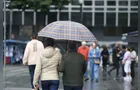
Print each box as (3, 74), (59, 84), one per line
(78, 46), (89, 60)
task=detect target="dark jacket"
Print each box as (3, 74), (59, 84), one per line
(101, 49), (109, 60)
(59, 51), (86, 86)
(112, 46), (120, 64)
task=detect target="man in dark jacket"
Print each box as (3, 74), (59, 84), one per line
(59, 41), (87, 90)
(108, 43), (120, 78)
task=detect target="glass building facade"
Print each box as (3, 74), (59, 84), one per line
(5, 0), (138, 40)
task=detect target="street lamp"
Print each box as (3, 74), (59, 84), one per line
(79, 0), (84, 23)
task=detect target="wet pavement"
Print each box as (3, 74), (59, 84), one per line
(4, 65), (138, 90)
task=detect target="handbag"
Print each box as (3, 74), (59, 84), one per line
(94, 59), (100, 65)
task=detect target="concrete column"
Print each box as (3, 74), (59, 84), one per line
(0, 0), (4, 89)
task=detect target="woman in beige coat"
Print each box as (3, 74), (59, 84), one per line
(33, 38), (62, 90)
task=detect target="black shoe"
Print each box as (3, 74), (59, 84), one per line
(85, 78), (89, 81)
(96, 79), (98, 83)
(108, 71), (111, 76)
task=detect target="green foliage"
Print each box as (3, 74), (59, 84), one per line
(9, 0), (70, 12)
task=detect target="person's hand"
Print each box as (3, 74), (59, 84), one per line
(34, 84), (39, 90)
(122, 60), (125, 64)
(93, 55), (96, 58)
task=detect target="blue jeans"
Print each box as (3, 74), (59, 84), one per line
(41, 80), (59, 90)
(64, 86), (83, 90)
(28, 65), (36, 89)
(84, 60), (88, 78)
(90, 61), (99, 80)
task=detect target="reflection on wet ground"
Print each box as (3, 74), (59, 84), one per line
(5, 65), (138, 90)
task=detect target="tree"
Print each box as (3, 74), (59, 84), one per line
(9, 0), (70, 13)
(9, 0), (70, 33)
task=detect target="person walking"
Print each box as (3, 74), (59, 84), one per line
(130, 47), (137, 79)
(122, 47), (132, 82)
(23, 34), (44, 90)
(101, 45), (109, 72)
(108, 43), (120, 79)
(120, 45), (126, 78)
(33, 38), (62, 90)
(78, 41), (89, 81)
(88, 42), (101, 82)
(59, 41), (87, 90)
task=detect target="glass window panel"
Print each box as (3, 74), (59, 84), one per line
(95, 1), (104, 6)
(71, 12), (81, 23)
(83, 13), (92, 26)
(95, 8), (104, 10)
(131, 8), (138, 11)
(36, 12), (45, 26)
(13, 12), (22, 25)
(48, 12), (57, 24)
(119, 8), (128, 11)
(95, 13), (104, 26)
(130, 13), (138, 27)
(60, 12), (69, 20)
(107, 1), (116, 6)
(131, 1), (138, 6)
(25, 12), (33, 25)
(107, 8), (116, 11)
(84, 1), (92, 6)
(107, 13), (116, 26)
(119, 1), (128, 6)
(118, 13), (128, 27)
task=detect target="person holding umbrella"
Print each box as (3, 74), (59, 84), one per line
(33, 38), (62, 90)
(59, 41), (87, 90)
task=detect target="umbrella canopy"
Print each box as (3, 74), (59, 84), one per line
(4, 40), (27, 44)
(38, 21), (97, 42)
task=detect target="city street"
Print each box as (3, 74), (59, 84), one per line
(4, 65), (138, 90)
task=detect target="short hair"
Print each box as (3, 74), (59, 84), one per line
(44, 38), (54, 47)
(31, 33), (37, 39)
(122, 45), (126, 50)
(69, 41), (76, 51)
(81, 41), (86, 45)
(131, 47), (135, 51)
(126, 47), (131, 51)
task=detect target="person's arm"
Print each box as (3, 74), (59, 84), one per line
(88, 49), (93, 59)
(77, 47), (80, 53)
(96, 49), (101, 59)
(59, 55), (65, 72)
(83, 59), (87, 74)
(22, 43), (30, 66)
(33, 54), (42, 86)
(122, 52), (129, 64)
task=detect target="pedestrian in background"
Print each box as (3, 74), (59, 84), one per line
(101, 45), (109, 72)
(108, 43), (120, 79)
(130, 47), (137, 79)
(59, 41), (87, 90)
(33, 38), (62, 90)
(122, 47), (132, 82)
(78, 41), (89, 81)
(120, 45), (126, 78)
(23, 34), (44, 90)
(88, 42), (101, 82)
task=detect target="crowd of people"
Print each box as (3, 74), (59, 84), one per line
(22, 34), (137, 90)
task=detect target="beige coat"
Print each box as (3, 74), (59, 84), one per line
(33, 46), (62, 85)
(23, 39), (44, 65)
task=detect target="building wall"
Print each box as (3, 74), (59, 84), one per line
(5, 0), (138, 41)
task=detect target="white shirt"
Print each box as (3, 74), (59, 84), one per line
(131, 51), (137, 61)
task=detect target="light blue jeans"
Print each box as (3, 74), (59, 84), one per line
(90, 60), (99, 80)
(84, 60), (88, 78)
